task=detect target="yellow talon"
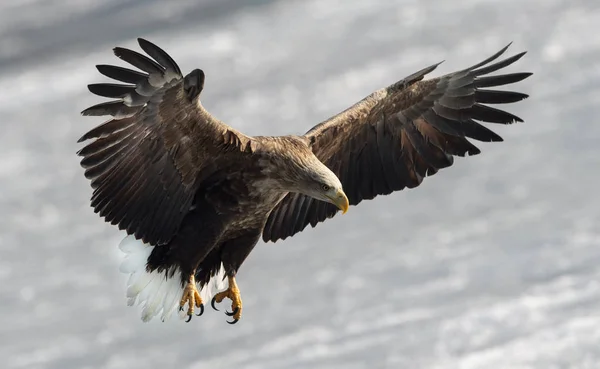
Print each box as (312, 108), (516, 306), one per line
(179, 275), (204, 321)
(211, 276), (242, 324)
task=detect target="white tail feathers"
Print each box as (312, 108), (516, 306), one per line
(118, 235), (229, 322)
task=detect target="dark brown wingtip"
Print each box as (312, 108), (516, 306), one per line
(466, 42), (515, 72)
(390, 60), (445, 90)
(112, 46), (123, 57)
(521, 71), (533, 79)
(137, 38), (182, 76)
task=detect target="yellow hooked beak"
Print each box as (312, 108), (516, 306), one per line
(330, 189), (349, 214)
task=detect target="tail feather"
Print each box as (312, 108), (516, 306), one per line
(161, 283), (184, 321)
(141, 277), (169, 322)
(118, 235), (229, 322)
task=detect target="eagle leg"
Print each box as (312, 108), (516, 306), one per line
(179, 274), (204, 322)
(211, 275), (242, 324)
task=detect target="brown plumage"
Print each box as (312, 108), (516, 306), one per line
(77, 38), (532, 323)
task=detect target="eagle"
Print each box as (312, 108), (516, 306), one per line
(77, 38), (531, 324)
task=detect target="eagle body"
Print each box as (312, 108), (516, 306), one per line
(78, 38), (532, 323)
(145, 135), (319, 284)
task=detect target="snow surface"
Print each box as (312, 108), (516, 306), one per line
(1, 0), (600, 368)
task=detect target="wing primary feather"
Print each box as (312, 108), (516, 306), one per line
(475, 73), (532, 88)
(390, 62), (444, 90)
(460, 119), (504, 142)
(113, 47), (165, 75)
(87, 83), (136, 98)
(475, 89), (529, 104)
(464, 42), (512, 71)
(86, 83), (148, 108)
(471, 104), (523, 124)
(437, 93), (475, 109)
(81, 101), (139, 118)
(431, 102), (469, 122)
(420, 110), (463, 137)
(438, 134), (481, 156)
(472, 52), (527, 76)
(137, 38), (182, 76)
(96, 65), (148, 84)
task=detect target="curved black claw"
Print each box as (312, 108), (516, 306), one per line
(226, 318), (239, 325)
(179, 306), (183, 312)
(211, 297), (219, 311)
(225, 307), (239, 317)
(196, 304), (205, 316)
(185, 314), (192, 323)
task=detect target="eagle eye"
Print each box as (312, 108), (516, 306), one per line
(321, 184), (330, 191)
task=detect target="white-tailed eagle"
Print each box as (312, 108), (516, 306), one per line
(77, 38), (532, 323)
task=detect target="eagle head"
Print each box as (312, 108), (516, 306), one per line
(271, 138), (349, 214)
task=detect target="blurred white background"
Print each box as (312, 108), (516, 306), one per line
(1, 0), (599, 368)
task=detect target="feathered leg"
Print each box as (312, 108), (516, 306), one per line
(209, 229), (262, 324)
(146, 203), (226, 322)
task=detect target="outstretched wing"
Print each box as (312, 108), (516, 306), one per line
(78, 38), (251, 245)
(263, 43), (532, 242)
